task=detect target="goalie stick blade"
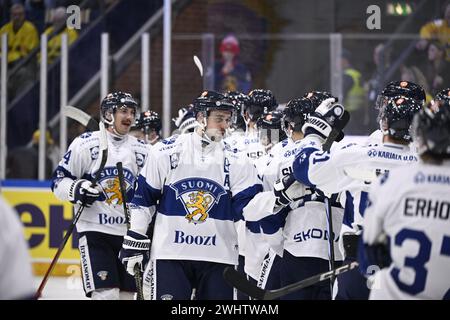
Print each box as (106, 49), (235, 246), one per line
(223, 267), (266, 300)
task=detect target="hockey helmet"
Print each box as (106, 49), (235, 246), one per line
(282, 98), (315, 134)
(100, 91), (138, 125)
(380, 96), (422, 142)
(413, 102), (450, 157)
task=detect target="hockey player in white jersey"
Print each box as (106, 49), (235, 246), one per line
(367, 81), (426, 145)
(129, 110), (162, 145)
(260, 95), (345, 299)
(51, 92), (149, 300)
(225, 89), (278, 161)
(118, 90), (276, 300)
(360, 96), (450, 300)
(224, 89), (278, 299)
(293, 95), (421, 299)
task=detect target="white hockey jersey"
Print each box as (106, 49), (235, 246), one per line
(362, 161), (450, 300)
(293, 135), (418, 257)
(0, 197), (34, 299)
(52, 131), (149, 236)
(130, 132), (263, 266)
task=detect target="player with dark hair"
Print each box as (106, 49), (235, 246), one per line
(51, 92), (149, 300)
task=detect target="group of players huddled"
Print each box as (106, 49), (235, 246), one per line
(51, 81), (450, 300)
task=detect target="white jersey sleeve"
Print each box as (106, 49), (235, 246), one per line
(52, 131), (149, 236)
(0, 197), (34, 299)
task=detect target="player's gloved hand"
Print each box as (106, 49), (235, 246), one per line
(273, 173), (305, 207)
(119, 230), (151, 276)
(302, 97), (346, 141)
(68, 179), (101, 207)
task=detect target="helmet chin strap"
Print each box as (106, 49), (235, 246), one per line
(105, 115), (127, 139)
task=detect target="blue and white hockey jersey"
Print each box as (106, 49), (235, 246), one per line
(130, 132), (263, 265)
(362, 161), (450, 300)
(51, 131), (149, 236)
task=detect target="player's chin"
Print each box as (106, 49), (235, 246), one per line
(118, 124), (131, 135)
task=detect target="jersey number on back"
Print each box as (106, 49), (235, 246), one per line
(390, 228), (450, 298)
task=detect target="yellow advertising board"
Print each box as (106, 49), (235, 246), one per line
(2, 180), (80, 276)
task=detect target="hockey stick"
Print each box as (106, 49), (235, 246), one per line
(193, 55), (203, 77)
(321, 109), (350, 293)
(35, 121), (108, 299)
(116, 162), (144, 300)
(223, 261), (359, 300)
(63, 105), (99, 132)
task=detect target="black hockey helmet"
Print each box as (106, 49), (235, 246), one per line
(100, 91), (138, 125)
(224, 91), (249, 131)
(193, 90), (237, 123)
(133, 110), (161, 135)
(245, 89), (278, 122)
(303, 90), (337, 109)
(413, 103), (450, 157)
(282, 97), (315, 134)
(433, 88), (450, 105)
(256, 110), (287, 145)
(172, 105), (198, 134)
(376, 81), (426, 110)
(380, 96), (422, 142)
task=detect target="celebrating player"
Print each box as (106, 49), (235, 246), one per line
(51, 92), (149, 299)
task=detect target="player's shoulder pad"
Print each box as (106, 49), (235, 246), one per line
(153, 134), (183, 153)
(223, 140), (240, 154)
(128, 134), (149, 150)
(71, 130), (100, 150)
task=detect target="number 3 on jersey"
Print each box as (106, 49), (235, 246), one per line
(390, 228), (450, 298)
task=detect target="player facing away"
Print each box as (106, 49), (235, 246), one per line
(293, 95), (422, 299)
(360, 95), (450, 300)
(51, 92), (149, 299)
(119, 90), (268, 300)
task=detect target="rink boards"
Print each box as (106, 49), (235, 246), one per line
(2, 180), (80, 277)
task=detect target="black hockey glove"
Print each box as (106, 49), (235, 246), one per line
(273, 173), (305, 207)
(68, 179), (101, 207)
(119, 230), (151, 276)
(302, 97), (349, 142)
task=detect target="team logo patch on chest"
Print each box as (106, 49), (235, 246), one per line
(97, 166), (134, 206)
(170, 178), (226, 224)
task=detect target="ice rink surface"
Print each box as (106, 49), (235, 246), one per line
(34, 276), (88, 300)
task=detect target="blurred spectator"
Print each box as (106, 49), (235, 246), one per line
(425, 40), (449, 95)
(214, 34), (252, 93)
(0, 3), (39, 99)
(366, 44), (393, 103)
(416, 2), (450, 62)
(40, 6), (78, 65)
(6, 129), (55, 179)
(341, 49), (367, 135)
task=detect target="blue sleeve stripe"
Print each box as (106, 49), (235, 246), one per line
(359, 191), (369, 217)
(260, 206), (289, 234)
(2, 179), (51, 188)
(232, 183), (263, 221)
(293, 147), (316, 187)
(50, 166), (77, 191)
(131, 174), (161, 207)
(343, 191), (355, 228)
(246, 220), (261, 234)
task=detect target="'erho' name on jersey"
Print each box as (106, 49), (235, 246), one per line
(404, 198), (450, 221)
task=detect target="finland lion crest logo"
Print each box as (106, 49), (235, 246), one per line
(170, 178), (226, 224)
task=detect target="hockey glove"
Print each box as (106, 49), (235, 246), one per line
(68, 179), (101, 207)
(119, 230), (151, 276)
(273, 173), (305, 207)
(302, 97), (348, 142)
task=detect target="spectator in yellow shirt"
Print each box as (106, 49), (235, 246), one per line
(0, 3), (39, 100)
(0, 3), (39, 66)
(416, 3), (450, 61)
(41, 6), (78, 65)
